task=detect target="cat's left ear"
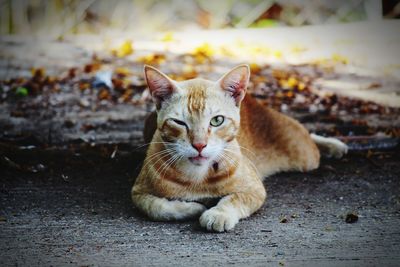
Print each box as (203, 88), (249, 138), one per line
(218, 64), (250, 106)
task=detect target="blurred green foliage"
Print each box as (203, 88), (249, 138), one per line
(251, 19), (278, 28)
(16, 87), (28, 97)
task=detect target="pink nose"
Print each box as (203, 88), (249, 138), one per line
(192, 143), (207, 153)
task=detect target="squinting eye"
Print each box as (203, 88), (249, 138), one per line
(172, 119), (187, 127)
(210, 115), (224, 127)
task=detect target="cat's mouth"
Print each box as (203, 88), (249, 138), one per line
(188, 155), (209, 165)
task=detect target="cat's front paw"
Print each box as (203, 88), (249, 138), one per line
(199, 207), (239, 232)
(149, 200), (206, 221)
(325, 138), (348, 159)
(175, 201), (207, 219)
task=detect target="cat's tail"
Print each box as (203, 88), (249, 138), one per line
(310, 134), (348, 159)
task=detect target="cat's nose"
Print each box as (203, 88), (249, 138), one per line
(192, 143), (207, 153)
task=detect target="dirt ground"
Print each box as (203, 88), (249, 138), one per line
(1, 147), (399, 266)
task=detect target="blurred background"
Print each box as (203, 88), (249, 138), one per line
(0, 0), (399, 36)
(0, 0), (399, 148)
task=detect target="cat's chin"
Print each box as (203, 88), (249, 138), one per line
(188, 156), (209, 166)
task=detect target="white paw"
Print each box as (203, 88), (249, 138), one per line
(150, 200), (206, 221)
(174, 201), (207, 219)
(199, 207), (239, 232)
(324, 138), (348, 159)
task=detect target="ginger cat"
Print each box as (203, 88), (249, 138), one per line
(131, 65), (348, 232)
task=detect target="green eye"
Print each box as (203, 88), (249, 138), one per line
(210, 115), (224, 127)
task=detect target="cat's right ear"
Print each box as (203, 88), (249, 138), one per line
(144, 65), (177, 109)
(218, 64), (250, 106)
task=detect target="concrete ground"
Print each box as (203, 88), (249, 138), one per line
(1, 148), (399, 266)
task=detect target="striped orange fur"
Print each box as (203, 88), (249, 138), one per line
(132, 64), (348, 232)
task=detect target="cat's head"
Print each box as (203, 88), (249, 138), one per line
(144, 64), (250, 170)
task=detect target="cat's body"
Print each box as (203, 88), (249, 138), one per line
(132, 65), (348, 232)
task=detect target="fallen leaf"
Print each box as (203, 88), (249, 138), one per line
(192, 43), (214, 63)
(161, 32), (174, 42)
(31, 67), (45, 78)
(79, 82), (90, 91)
(332, 53), (349, 64)
(112, 40), (134, 57)
(110, 145), (118, 159)
(273, 50), (282, 59)
(279, 215), (288, 223)
(98, 89), (111, 100)
(249, 63), (262, 74)
(345, 212), (358, 223)
(367, 82), (381, 89)
(115, 67), (132, 77)
(137, 53), (166, 65)
(84, 62), (102, 73)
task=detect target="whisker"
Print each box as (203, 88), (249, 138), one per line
(158, 152), (181, 178)
(142, 149), (175, 169)
(236, 145), (257, 158)
(146, 154), (171, 177)
(156, 154), (175, 178)
(145, 150), (174, 176)
(160, 153), (182, 179)
(222, 151), (239, 170)
(217, 152), (237, 178)
(224, 148), (261, 177)
(218, 153), (233, 180)
(172, 155), (184, 169)
(133, 141), (177, 151)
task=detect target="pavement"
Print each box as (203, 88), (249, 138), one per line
(1, 148), (399, 266)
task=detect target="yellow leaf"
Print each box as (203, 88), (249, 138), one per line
(31, 67), (45, 77)
(161, 32), (174, 42)
(332, 53), (348, 64)
(249, 63), (262, 74)
(137, 53), (166, 65)
(115, 67), (132, 76)
(112, 40), (134, 57)
(273, 50), (282, 59)
(287, 76), (298, 89)
(298, 82), (306, 91)
(192, 43), (215, 61)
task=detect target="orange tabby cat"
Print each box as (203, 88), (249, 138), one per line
(131, 65), (348, 232)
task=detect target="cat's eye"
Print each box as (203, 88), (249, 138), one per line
(210, 116), (224, 127)
(171, 119), (187, 127)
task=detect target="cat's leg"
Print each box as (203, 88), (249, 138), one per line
(199, 186), (266, 232)
(132, 192), (206, 221)
(310, 134), (348, 159)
